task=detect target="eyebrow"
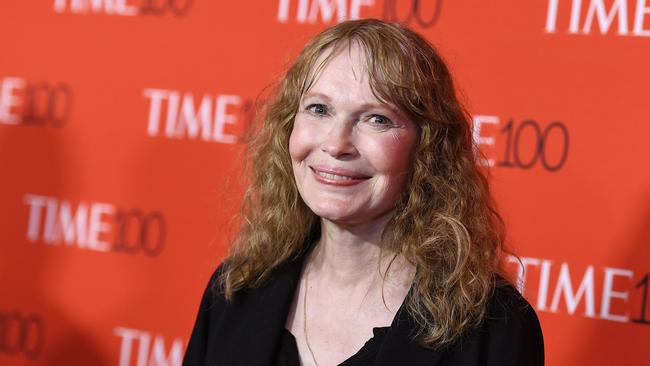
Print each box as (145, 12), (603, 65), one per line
(302, 91), (332, 103)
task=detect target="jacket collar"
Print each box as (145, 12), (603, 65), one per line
(217, 244), (444, 366)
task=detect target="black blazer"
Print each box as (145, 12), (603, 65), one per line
(182, 251), (544, 366)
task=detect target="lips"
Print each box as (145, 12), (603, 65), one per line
(309, 165), (371, 186)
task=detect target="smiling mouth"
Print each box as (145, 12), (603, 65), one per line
(315, 171), (356, 180)
(309, 166), (371, 186)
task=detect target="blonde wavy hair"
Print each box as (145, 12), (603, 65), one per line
(220, 19), (510, 349)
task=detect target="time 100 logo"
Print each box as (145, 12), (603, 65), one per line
(473, 115), (570, 172)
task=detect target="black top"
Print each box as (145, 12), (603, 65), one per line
(182, 248), (544, 366)
(274, 327), (389, 365)
(273, 327), (390, 366)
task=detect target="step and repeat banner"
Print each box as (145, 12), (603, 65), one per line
(1, 1), (649, 365)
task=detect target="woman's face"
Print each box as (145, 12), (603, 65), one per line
(289, 43), (418, 226)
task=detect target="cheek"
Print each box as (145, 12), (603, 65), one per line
(288, 121), (311, 163)
(365, 133), (416, 175)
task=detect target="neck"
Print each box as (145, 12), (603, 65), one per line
(308, 212), (396, 289)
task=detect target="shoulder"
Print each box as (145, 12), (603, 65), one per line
(182, 257), (304, 366)
(440, 279), (545, 366)
(484, 279), (543, 335)
(483, 281), (545, 355)
(182, 263), (230, 365)
(195, 262), (230, 312)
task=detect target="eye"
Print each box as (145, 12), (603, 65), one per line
(306, 103), (328, 117)
(367, 114), (394, 126)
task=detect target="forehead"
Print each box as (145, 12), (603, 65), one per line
(304, 43), (377, 102)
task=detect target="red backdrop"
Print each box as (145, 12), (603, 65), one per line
(2, 1), (649, 365)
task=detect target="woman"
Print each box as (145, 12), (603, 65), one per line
(183, 19), (544, 366)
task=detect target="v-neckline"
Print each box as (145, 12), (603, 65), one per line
(277, 326), (391, 365)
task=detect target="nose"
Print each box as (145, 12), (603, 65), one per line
(320, 119), (358, 159)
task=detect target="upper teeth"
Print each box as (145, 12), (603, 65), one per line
(317, 171), (354, 180)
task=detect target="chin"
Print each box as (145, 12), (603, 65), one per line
(310, 207), (352, 222)
(306, 201), (358, 223)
